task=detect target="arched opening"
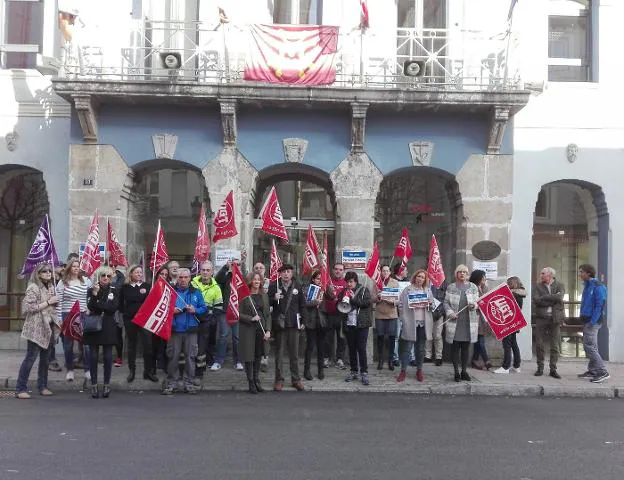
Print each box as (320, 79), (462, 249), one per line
(532, 180), (609, 359)
(375, 167), (462, 275)
(130, 160), (210, 268)
(0, 165), (49, 331)
(252, 164), (336, 276)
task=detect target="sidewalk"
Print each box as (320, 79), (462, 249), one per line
(2, 350), (622, 398)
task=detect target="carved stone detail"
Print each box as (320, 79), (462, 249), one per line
(72, 94), (98, 143)
(487, 106), (510, 155)
(350, 102), (369, 153)
(5, 131), (18, 152)
(152, 134), (178, 159)
(219, 99), (238, 147)
(282, 138), (308, 163)
(566, 143), (578, 163)
(409, 141), (434, 166)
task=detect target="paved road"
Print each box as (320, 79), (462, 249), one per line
(0, 392), (622, 480)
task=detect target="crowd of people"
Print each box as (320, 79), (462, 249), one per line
(15, 253), (609, 399)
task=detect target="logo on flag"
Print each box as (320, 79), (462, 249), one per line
(79, 210), (102, 277)
(476, 284), (528, 340)
(394, 227), (412, 277)
(365, 242), (383, 291)
(427, 234), (446, 288)
(359, 0), (370, 30)
(213, 191), (238, 242)
(192, 205), (211, 274)
(319, 230), (331, 290)
(226, 263), (251, 325)
(132, 277), (178, 341)
(303, 224), (320, 276)
(61, 300), (83, 342)
(150, 220), (169, 274)
(260, 186), (289, 242)
(18, 214), (61, 277)
(269, 238), (283, 282)
(107, 220), (128, 268)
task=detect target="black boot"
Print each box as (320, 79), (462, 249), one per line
(387, 336), (396, 371)
(127, 367), (135, 383)
(245, 362), (257, 394)
(253, 360), (264, 392)
(91, 385), (99, 399)
(143, 370), (159, 382)
(376, 336), (384, 370)
(102, 384), (111, 398)
(303, 357), (313, 381)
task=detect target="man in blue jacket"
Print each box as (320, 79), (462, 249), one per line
(163, 268), (207, 395)
(577, 264), (609, 383)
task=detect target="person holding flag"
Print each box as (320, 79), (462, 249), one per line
(374, 264), (399, 372)
(322, 263), (348, 370)
(15, 264), (61, 399)
(163, 268), (207, 395)
(303, 269), (332, 381)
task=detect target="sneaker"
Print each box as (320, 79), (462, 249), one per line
(590, 372), (610, 383)
(416, 370), (424, 382)
(578, 371), (594, 379)
(345, 371), (358, 382)
(511, 367), (521, 373)
(361, 373), (370, 386)
(336, 359), (346, 370)
(210, 363), (222, 371)
(161, 387), (174, 396)
(40, 388), (54, 396)
(84, 371), (91, 381)
(66, 371), (75, 382)
(114, 357), (122, 367)
(48, 361), (62, 372)
(396, 371), (406, 382)
(16, 391), (31, 399)
(323, 358), (330, 368)
(493, 367), (509, 374)
(235, 362), (244, 371)
(260, 356), (268, 366)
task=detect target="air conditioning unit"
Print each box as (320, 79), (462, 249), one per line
(403, 60), (425, 77)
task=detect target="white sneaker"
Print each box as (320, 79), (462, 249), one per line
(336, 359), (346, 370)
(235, 362), (244, 371)
(493, 367), (509, 374)
(511, 367), (521, 373)
(323, 358), (330, 368)
(66, 371), (74, 382)
(210, 363), (221, 371)
(84, 371), (91, 381)
(260, 357), (268, 366)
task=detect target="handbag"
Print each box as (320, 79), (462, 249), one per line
(82, 313), (103, 333)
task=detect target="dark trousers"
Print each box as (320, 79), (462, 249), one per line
(16, 338), (52, 393)
(502, 332), (521, 369)
(324, 314), (345, 362)
(376, 335), (396, 364)
(304, 328), (325, 374)
(274, 328), (300, 382)
(125, 319), (155, 374)
(89, 345), (113, 385)
(115, 326), (123, 360)
(345, 326), (369, 374)
(451, 341), (470, 374)
(535, 319), (560, 371)
(196, 316), (217, 374)
(472, 334), (489, 363)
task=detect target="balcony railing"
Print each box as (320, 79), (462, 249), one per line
(58, 20), (521, 91)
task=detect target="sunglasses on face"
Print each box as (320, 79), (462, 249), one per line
(101, 274), (113, 278)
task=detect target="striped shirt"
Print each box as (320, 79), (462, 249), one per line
(56, 278), (92, 321)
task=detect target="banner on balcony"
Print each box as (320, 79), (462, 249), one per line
(244, 24), (339, 86)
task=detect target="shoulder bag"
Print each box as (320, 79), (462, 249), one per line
(82, 312), (103, 333)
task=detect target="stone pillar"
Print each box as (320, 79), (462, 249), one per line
(68, 145), (133, 261)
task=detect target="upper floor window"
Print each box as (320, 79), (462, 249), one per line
(273, 0), (322, 25)
(1, 0), (43, 69)
(548, 0), (593, 82)
(397, 0), (446, 29)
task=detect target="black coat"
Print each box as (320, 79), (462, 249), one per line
(119, 282), (151, 322)
(84, 284), (119, 346)
(268, 280), (305, 330)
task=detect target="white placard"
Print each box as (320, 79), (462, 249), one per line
(472, 261), (498, 280)
(214, 248), (241, 269)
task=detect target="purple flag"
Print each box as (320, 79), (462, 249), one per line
(18, 214), (61, 277)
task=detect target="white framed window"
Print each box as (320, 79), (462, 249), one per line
(548, 0), (593, 82)
(272, 0), (322, 25)
(397, 0), (446, 29)
(1, 0), (43, 69)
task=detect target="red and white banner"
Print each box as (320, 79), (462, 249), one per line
(269, 238), (282, 283)
(319, 230), (331, 291)
(212, 191), (238, 242)
(427, 234), (446, 288)
(303, 224), (320, 276)
(193, 205), (211, 269)
(226, 262), (251, 325)
(107, 220), (128, 269)
(259, 186), (289, 242)
(132, 276), (178, 341)
(79, 210), (102, 277)
(150, 220), (169, 275)
(393, 227), (412, 277)
(476, 284), (528, 340)
(61, 300), (82, 343)
(365, 242), (383, 291)
(359, 0), (370, 30)
(244, 24), (339, 86)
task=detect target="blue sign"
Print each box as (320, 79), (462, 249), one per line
(341, 249), (367, 269)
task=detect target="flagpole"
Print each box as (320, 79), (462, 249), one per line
(151, 220), (160, 286)
(46, 214), (58, 295)
(246, 296), (266, 336)
(439, 304), (471, 328)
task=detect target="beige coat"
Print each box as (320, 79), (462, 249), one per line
(21, 283), (60, 349)
(374, 277), (400, 319)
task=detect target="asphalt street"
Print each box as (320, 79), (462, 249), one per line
(0, 392), (622, 480)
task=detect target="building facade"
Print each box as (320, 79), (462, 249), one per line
(1, 0), (621, 361)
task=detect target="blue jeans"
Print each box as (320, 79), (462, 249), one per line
(472, 334), (489, 363)
(61, 312), (90, 372)
(400, 326), (425, 371)
(583, 322), (607, 375)
(394, 322), (415, 362)
(215, 313), (239, 364)
(17, 339), (53, 393)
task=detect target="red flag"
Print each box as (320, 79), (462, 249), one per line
(107, 220), (128, 268)
(79, 210), (101, 277)
(193, 205), (211, 267)
(365, 242), (383, 291)
(476, 283), (528, 340)
(132, 276), (178, 341)
(150, 220), (169, 274)
(212, 191), (238, 242)
(319, 230), (330, 290)
(359, 0), (370, 30)
(394, 227), (412, 258)
(302, 224), (320, 276)
(244, 25), (339, 85)
(61, 300), (82, 342)
(226, 262), (251, 325)
(427, 234), (446, 288)
(259, 186), (289, 242)
(269, 238), (283, 282)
